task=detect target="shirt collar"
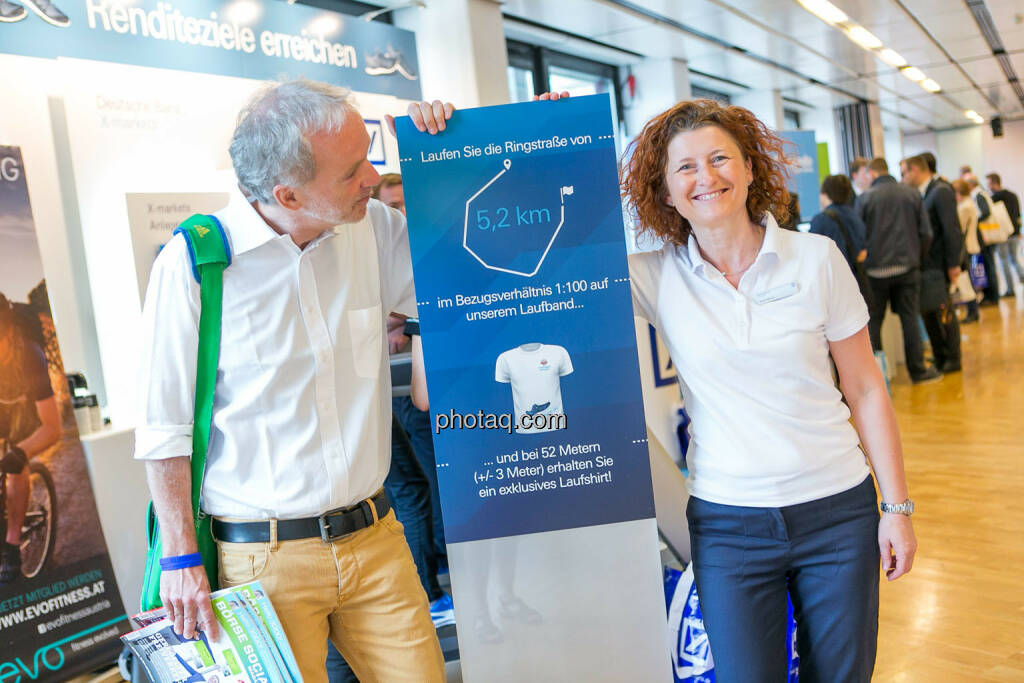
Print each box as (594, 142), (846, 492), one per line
(682, 213), (786, 275)
(918, 177), (932, 197)
(221, 187), (285, 256)
(222, 187), (346, 256)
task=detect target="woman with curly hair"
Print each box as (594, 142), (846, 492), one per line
(622, 99), (917, 681)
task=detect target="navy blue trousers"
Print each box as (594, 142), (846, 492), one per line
(688, 475), (880, 683)
(393, 396), (447, 562)
(384, 414), (442, 603)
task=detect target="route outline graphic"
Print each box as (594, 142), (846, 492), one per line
(462, 158), (573, 278)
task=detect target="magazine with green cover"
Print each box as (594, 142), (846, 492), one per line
(122, 581), (301, 683)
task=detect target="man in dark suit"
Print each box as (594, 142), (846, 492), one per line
(903, 155), (962, 373)
(849, 157), (872, 204)
(856, 157), (940, 383)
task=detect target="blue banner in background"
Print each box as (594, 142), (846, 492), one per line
(0, 0), (421, 98)
(781, 130), (820, 223)
(397, 95), (656, 544)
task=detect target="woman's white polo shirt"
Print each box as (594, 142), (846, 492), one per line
(629, 216), (871, 507)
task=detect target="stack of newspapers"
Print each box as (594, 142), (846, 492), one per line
(121, 581), (302, 683)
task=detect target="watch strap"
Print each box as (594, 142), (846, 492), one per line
(880, 498), (914, 515)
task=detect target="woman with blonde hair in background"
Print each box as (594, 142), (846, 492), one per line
(953, 178), (981, 323)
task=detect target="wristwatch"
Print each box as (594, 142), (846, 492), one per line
(880, 498), (914, 516)
(402, 318), (420, 337)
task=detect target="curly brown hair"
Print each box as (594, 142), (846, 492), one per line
(622, 99), (792, 247)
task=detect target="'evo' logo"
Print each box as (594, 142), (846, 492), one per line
(0, 616), (127, 683)
(0, 641), (66, 682)
(0, 157), (21, 182)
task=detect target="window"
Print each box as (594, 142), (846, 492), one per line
(549, 64), (615, 109)
(507, 40), (539, 101)
(507, 66), (536, 103)
(691, 85), (731, 105)
(784, 109), (801, 130)
(505, 40), (622, 130)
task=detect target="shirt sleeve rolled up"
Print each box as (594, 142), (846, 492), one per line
(134, 235), (201, 461)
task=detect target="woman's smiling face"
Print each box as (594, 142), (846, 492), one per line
(663, 125), (754, 230)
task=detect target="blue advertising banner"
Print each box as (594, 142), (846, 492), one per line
(396, 95), (656, 544)
(0, 0), (421, 99)
(781, 130), (820, 223)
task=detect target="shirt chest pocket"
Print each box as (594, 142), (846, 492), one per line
(751, 287), (827, 342)
(348, 303), (383, 379)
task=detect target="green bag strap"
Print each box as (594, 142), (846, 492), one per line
(173, 214), (230, 522)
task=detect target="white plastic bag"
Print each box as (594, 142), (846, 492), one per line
(950, 271), (977, 304)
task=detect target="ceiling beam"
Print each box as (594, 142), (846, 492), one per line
(964, 0), (1024, 110)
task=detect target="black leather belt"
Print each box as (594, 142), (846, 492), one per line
(212, 490), (390, 543)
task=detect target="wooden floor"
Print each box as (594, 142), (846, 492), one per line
(874, 296), (1024, 682)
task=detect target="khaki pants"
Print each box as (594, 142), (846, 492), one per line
(217, 510), (445, 683)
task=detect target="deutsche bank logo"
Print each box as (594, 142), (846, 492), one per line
(649, 324), (677, 387)
(364, 120), (386, 166)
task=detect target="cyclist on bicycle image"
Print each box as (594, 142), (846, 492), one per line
(0, 293), (61, 584)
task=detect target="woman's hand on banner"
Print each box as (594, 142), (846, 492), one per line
(533, 91), (571, 101)
(411, 334), (429, 412)
(161, 565), (220, 640)
(386, 100), (456, 136)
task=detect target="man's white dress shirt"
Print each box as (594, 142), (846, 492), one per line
(135, 190), (416, 519)
(629, 216), (871, 507)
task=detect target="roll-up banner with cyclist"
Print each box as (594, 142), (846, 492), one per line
(396, 96), (671, 681)
(0, 147), (128, 681)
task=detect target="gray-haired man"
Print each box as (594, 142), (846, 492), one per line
(136, 79), (451, 682)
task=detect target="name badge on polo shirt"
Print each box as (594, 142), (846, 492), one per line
(754, 282), (799, 305)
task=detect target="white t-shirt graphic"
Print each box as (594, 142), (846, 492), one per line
(495, 343), (573, 433)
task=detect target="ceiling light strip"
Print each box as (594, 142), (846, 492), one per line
(796, 0), (847, 25)
(891, 0), (1002, 113)
(901, 66), (926, 83)
(799, 0), (990, 123)
(597, 0), (941, 130)
(878, 49), (908, 68)
(686, 0), (951, 123)
(599, 1), (868, 98)
(845, 25), (883, 50)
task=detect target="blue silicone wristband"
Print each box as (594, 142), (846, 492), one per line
(160, 553), (203, 571)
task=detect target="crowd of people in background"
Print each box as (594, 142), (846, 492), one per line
(809, 153), (1022, 384)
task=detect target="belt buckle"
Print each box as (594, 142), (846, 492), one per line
(318, 510), (349, 543)
(318, 501), (373, 543)
(318, 515), (335, 543)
